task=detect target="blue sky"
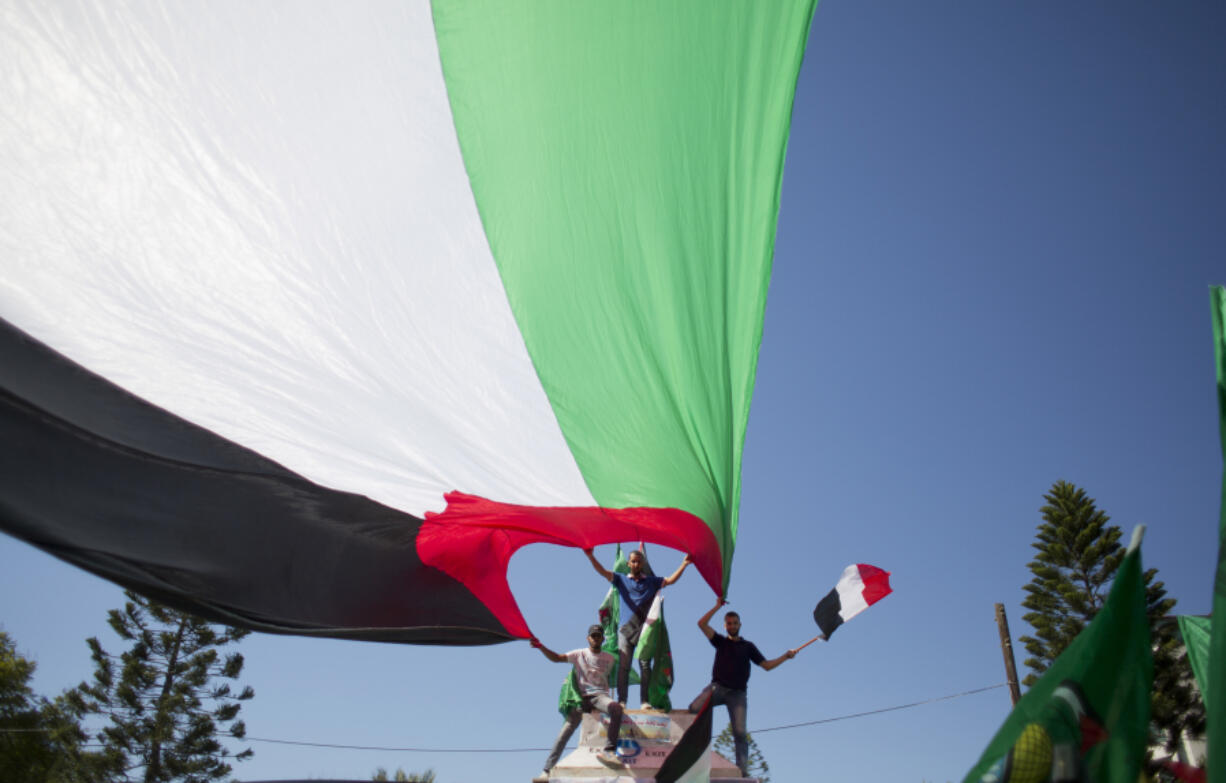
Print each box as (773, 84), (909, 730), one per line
(2, 3), (1224, 782)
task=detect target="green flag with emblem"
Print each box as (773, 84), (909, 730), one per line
(634, 592), (674, 711)
(965, 529), (1152, 783)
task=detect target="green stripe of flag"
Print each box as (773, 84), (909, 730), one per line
(432, 1), (817, 590)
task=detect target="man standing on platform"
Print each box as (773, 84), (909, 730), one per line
(687, 599), (800, 778)
(583, 547), (691, 708)
(532, 625), (624, 782)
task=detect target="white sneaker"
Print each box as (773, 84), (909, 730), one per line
(531, 771), (550, 783)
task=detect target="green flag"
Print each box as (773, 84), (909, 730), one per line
(1179, 615), (1211, 711)
(600, 546), (640, 689)
(559, 546), (634, 717)
(600, 546), (630, 661)
(557, 669), (583, 720)
(633, 592), (674, 711)
(964, 531), (1152, 783)
(1208, 285), (1226, 783)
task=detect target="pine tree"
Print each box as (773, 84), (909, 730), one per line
(1019, 481), (1204, 753)
(1020, 481), (1122, 683)
(713, 725), (769, 782)
(69, 591), (254, 782)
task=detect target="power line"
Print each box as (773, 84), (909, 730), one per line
(0, 683), (1006, 752)
(751, 683), (1007, 734)
(242, 683), (1008, 753)
(243, 737), (549, 753)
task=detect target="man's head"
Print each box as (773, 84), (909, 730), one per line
(724, 611), (741, 638)
(586, 624), (605, 650)
(627, 551), (647, 575)
(627, 549), (649, 577)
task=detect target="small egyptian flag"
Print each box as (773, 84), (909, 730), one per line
(814, 564), (892, 638)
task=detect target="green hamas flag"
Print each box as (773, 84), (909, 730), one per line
(600, 546), (631, 670)
(557, 669), (583, 720)
(964, 530), (1152, 783)
(559, 546), (633, 717)
(1178, 616), (1211, 710)
(1208, 285), (1226, 783)
(634, 593), (674, 711)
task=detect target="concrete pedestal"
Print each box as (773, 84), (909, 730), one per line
(543, 708), (756, 782)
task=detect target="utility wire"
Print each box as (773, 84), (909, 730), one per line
(0, 683), (1006, 752)
(244, 737), (549, 753)
(245, 682), (1008, 753)
(751, 682), (1007, 734)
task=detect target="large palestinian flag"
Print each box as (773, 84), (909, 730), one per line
(0, 1), (817, 643)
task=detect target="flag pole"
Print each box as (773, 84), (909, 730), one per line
(795, 634), (825, 652)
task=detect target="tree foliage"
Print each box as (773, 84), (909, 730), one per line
(1019, 481), (1205, 752)
(372, 767), (437, 782)
(1, 629), (58, 782)
(713, 725), (769, 782)
(0, 630), (115, 782)
(68, 591), (255, 782)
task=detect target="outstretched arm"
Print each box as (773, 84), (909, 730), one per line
(583, 548), (614, 582)
(697, 597), (725, 640)
(662, 553), (693, 586)
(760, 648), (798, 672)
(530, 637), (567, 664)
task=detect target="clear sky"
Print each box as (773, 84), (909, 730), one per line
(2, 3), (1224, 782)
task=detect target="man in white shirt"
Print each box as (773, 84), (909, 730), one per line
(532, 624), (625, 781)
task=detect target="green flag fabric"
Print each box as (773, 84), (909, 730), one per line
(600, 546), (630, 663)
(600, 546), (639, 689)
(964, 535), (1153, 783)
(1179, 615), (1212, 711)
(1208, 285), (1226, 783)
(557, 669), (583, 720)
(633, 593), (674, 711)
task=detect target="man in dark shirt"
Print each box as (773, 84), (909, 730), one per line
(687, 598), (800, 778)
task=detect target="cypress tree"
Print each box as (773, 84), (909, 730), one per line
(1020, 481), (1204, 754)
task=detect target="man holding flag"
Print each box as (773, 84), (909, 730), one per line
(584, 547), (691, 708)
(657, 565), (890, 783)
(531, 624), (625, 781)
(687, 598), (799, 779)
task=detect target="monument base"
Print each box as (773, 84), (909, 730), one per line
(542, 708), (757, 782)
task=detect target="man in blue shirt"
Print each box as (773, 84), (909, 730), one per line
(688, 598), (800, 778)
(583, 547), (691, 707)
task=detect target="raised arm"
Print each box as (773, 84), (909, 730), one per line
(530, 637), (567, 664)
(583, 548), (614, 582)
(696, 597), (725, 640)
(662, 553), (693, 586)
(759, 648), (798, 672)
